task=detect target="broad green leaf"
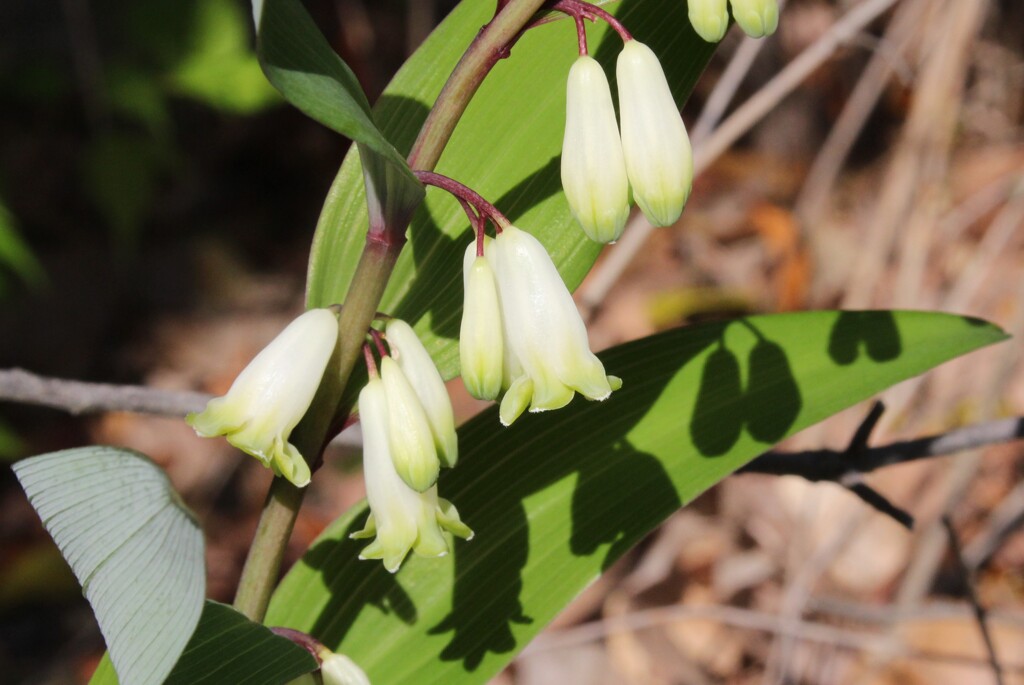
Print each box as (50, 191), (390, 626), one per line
(266, 311), (1007, 685)
(254, 0), (423, 229)
(89, 601), (318, 685)
(166, 601), (318, 684)
(304, 0), (716, 378)
(14, 447), (204, 685)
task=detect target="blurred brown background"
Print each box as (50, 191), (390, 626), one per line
(1, 1), (1023, 684)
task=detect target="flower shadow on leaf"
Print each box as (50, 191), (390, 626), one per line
(689, 320), (803, 457)
(828, 310), (902, 365)
(570, 439), (680, 571)
(426, 323), (724, 670)
(301, 518), (417, 646)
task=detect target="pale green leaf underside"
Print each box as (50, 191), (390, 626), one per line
(304, 0), (716, 378)
(89, 601), (318, 685)
(266, 311), (1007, 685)
(14, 447), (204, 685)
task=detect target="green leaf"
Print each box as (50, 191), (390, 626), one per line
(304, 0), (716, 378)
(166, 601), (318, 684)
(14, 447), (205, 685)
(254, 0), (423, 229)
(90, 601), (318, 685)
(265, 311), (1006, 685)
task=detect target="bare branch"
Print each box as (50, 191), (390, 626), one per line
(740, 416), (1024, 480)
(0, 368), (210, 417)
(740, 404), (1024, 528)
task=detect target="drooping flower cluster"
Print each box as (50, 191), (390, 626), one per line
(460, 227), (620, 426)
(186, 306), (471, 573)
(187, 308), (340, 487)
(688, 0), (779, 42)
(562, 39), (693, 242)
(351, 319), (472, 573)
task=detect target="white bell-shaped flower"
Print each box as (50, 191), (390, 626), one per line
(616, 40), (693, 227)
(688, 0), (729, 42)
(729, 0), (779, 38)
(380, 357), (439, 492)
(489, 225), (618, 426)
(460, 240), (505, 401)
(352, 378), (472, 573)
(561, 55), (630, 243)
(385, 318), (458, 468)
(186, 308), (338, 487)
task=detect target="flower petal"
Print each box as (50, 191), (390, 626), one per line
(617, 40), (693, 227)
(561, 55), (630, 243)
(381, 357), (440, 492)
(729, 0), (779, 38)
(355, 378), (471, 573)
(186, 308), (338, 487)
(688, 0), (730, 42)
(386, 319), (458, 468)
(490, 225), (615, 413)
(460, 242), (505, 401)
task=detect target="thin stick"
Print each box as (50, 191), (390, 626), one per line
(943, 516), (1006, 685)
(0, 368), (210, 417)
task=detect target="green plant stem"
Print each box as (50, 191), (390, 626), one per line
(233, 473), (306, 621)
(233, 0), (550, 623)
(407, 0), (549, 170)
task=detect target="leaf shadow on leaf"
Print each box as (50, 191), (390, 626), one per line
(393, 154), (563, 343)
(828, 310), (902, 365)
(689, 320), (803, 457)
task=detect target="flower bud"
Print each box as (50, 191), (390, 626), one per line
(460, 241), (504, 401)
(385, 319), (458, 469)
(187, 308), (338, 487)
(353, 378), (472, 573)
(729, 0), (779, 38)
(616, 40), (693, 227)
(688, 0), (729, 43)
(282, 642), (370, 685)
(380, 357), (440, 492)
(318, 650), (371, 685)
(561, 55), (630, 243)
